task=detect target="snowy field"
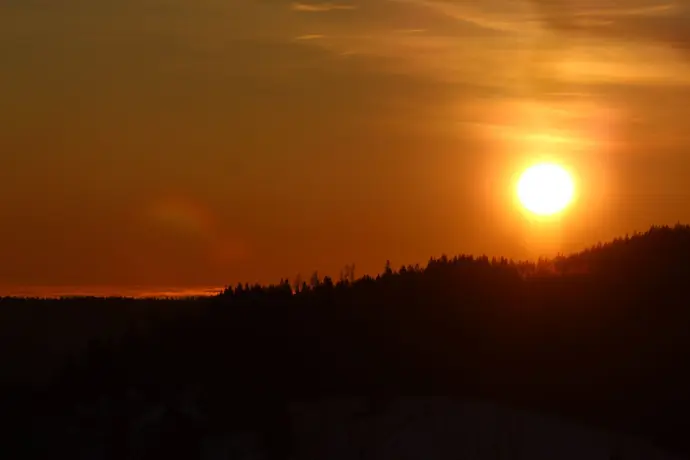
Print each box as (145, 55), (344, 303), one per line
(35, 394), (685, 459)
(287, 397), (683, 460)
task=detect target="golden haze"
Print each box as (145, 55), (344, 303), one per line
(2, 0), (690, 296)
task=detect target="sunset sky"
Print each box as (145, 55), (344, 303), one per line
(2, 0), (690, 296)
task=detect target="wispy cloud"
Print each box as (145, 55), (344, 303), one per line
(393, 0), (538, 34)
(286, 0), (690, 89)
(295, 34), (326, 40)
(394, 29), (427, 34)
(291, 2), (357, 12)
(528, 0), (690, 57)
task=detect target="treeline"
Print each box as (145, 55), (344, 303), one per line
(4, 224), (690, 457)
(218, 223), (690, 301)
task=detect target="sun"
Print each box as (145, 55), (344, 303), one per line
(517, 163), (575, 216)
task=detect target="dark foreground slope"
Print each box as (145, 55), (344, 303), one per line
(2, 225), (690, 458)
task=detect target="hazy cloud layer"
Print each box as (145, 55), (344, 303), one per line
(530, 0), (690, 50)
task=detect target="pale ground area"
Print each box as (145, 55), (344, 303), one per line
(48, 395), (685, 459)
(286, 397), (681, 460)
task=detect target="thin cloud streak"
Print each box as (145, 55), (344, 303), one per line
(0, 285), (225, 299)
(291, 2), (357, 12)
(295, 34), (326, 40)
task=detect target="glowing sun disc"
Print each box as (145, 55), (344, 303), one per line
(517, 163), (574, 216)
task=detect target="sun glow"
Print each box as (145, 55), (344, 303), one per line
(517, 163), (575, 216)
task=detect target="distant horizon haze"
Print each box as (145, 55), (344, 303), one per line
(0, 225), (673, 298)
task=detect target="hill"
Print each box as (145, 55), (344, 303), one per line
(3, 224), (690, 458)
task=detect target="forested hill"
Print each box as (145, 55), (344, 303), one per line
(3, 225), (690, 457)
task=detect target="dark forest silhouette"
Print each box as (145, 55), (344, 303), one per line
(3, 224), (690, 458)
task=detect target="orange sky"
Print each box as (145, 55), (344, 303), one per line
(2, 0), (690, 296)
